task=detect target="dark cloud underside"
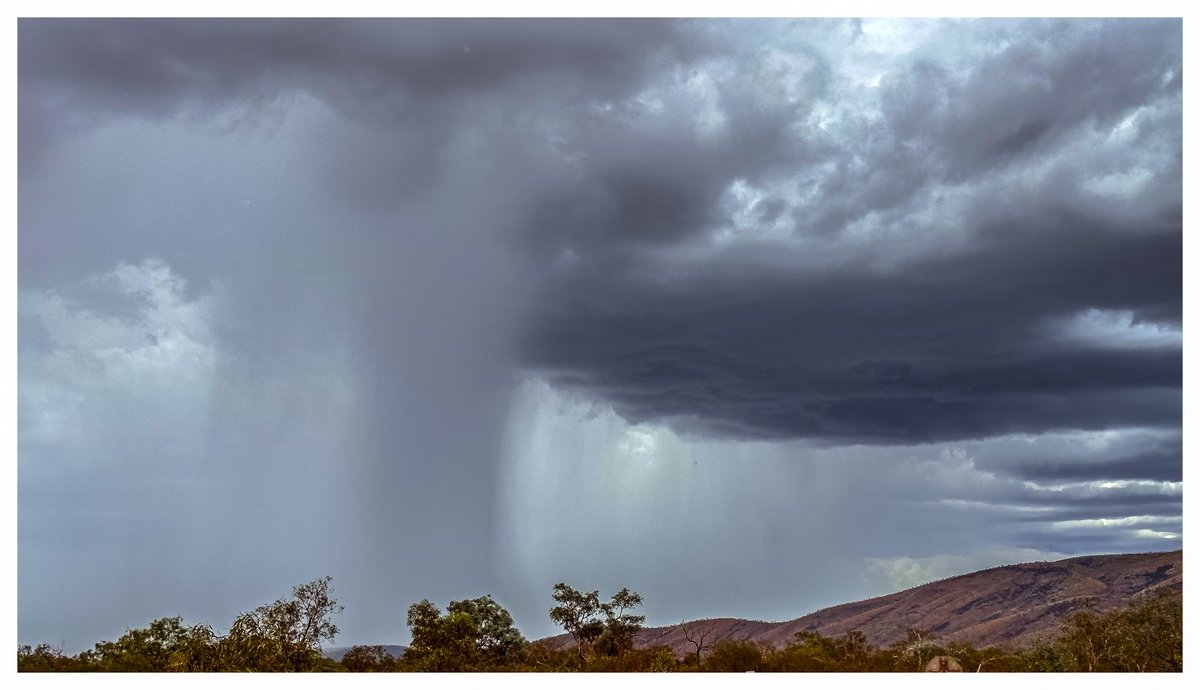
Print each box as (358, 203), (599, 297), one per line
(524, 223), (1180, 443)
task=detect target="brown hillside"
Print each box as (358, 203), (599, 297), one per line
(541, 550), (1181, 656)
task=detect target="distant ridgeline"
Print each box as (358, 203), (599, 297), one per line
(18, 550), (1181, 672)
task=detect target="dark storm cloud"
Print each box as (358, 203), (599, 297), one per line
(1011, 451), (1180, 483)
(515, 19), (1181, 445)
(983, 434), (1183, 484)
(523, 220), (1180, 443)
(17, 15), (1181, 449)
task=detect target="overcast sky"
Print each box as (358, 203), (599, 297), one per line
(18, 18), (1181, 649)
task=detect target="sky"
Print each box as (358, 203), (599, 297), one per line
(17, 17), (1182, 650)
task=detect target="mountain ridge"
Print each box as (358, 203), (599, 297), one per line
(539, 549), (1182, 655)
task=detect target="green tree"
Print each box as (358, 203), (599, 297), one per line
(766, 630), (881, 672)
(549, 583), (645, 663)
(704, 639), (763, 672)
(549, 583), (605, 662)
(1107, 589), (1182, 671)
(447, 595), (527, 665)
(1056, 602), (1115, 671)
(516, 640), (578, 672)
(79, 617), (218, 672)
(218, 576), (343, 671)
(762, 632), (834, 672)
(595, 587), (646, 657)
(1053, 589), (1182, 672)
(832, 630), (875, 671)
(17, 643), (85, 672)
(586, 645), (678, 672)
(1017, 637), (1073, 672)
(404, 594), (526, 671)
(340, 644), (397, 672)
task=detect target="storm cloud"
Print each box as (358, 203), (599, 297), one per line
(19, 18), (1181, 647)
(515, 18), (1181, 446)
(524, 222), (1180, 443)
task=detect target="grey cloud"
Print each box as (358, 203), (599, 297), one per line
(916, 452), (1182, 533)
(19, 18), (687, 111)
(880, 19), (1180, 180)
(506, 19), (1181, 446)
(1018, 452), (1181, 483)
(521, 103), (828, 256)
(977, 433), (1182, 484)
(522, 220), (1180, 444)
(19, 18), (706, 174)
(522, 140), (729, 254)
(934, 484), (1181, 522)
(17, 312), (52, 352)
(739, 20), (1183, 244)
(1011, 530), (1178, 555)
(1011, 490), (1180, 514)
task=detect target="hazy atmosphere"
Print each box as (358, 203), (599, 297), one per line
(18, 18), (1181, 649)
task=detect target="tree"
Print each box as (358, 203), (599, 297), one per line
(765, 631), (837, 672)
(1017, 637), (1072, 672)
(517, 640), (578, 672)
(1054, 589), (1182, 672)
(1112, 588), (1182, 671)
(549, 583), (605, 662)
(764, 630), (882, 672)
(891, 627), (946, 671)
(405, 599), (482, 671)
(218, 576), (343, 671)
(79, 617), (218, 672)
(549, 583), (645, 663)
(586, 645), (678, 672)
(1056, 601), (1114, 672)
(446, 595), (527, 665)
(678, 620), (717, 667)
(18, 643), (84, 672)
(404, 595), (526, 671)
(832, 630), (875, 671)
(340, 645), (397, 672)
(705, 639), (764, 672)
(595, 587), (646, 657)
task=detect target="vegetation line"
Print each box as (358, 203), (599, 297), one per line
(17, 577), (1182, 672)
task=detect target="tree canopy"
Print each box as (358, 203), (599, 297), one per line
(220, 575), (344, 671)
(549, 583), (645, 664)
(403, 594), (526, 671)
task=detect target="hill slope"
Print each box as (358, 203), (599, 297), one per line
(546, 550), (1181, 655)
